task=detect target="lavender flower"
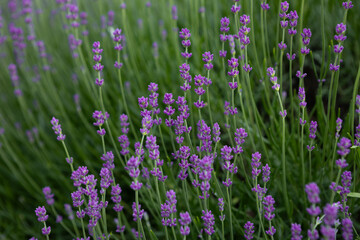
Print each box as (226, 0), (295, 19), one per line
(199, 155), (213, 199)
(218, 198), (225, 221)
(335, 117), (343, 138)
(92, 41), (104, 86)
(301, 28), (312, 55)
(126, 156), (142, 191)
(262, 164), (271, 183)
(201, 210), (215, 236)
(212, 123), (221, 143)
(92, 110), (109, 136)
(35, 206), (51, 236)
(202, 51), (214, 70)
(132, 202), (144, 222)
(221, 145), (236, 187)
(111, 184), (124, 213)
(263, 195), (276, 236)
(161, 190), (177, 227)
(179, 28), (192, 59)
(305, 183), (321, 216)
(50, 117), (65, 141)
(179, 63), (192, 92)
(251, 152), (262, 179)
(179, 212), (191, 236)
(267, 67), (280, 91)
(233, 128), (247, 153)
(291, 223), (303, 240)
(171, 5), (178, 20)
(336, 137), (351, 168)
(42, 187), (54, 205)
(341, 218), (353, 240)
(320, 204), (338, 239)
(307, 121), (318, 151)
(244, 221), (255, 240)
(113, 28), (124, 69)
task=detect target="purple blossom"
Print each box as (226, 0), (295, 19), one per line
(342, 1), (353, 9)
(323, 203), (338, 226)
(335, 118), (343, 138)
(267, 67), (280, 91)
(220, 17), (230, 33)
(202, 51), (214, 70)
(42, 187), (54, 205)
(341, 218), (353, 240)
(132, 202), (144, 222)
(126, 156), (142, 191)
(50, 117), (66, 141)
(179, 212), (191, 235)
(218, 198), (225, 221)
(35, 206), (48, 222)
(201, 210), (215, 236)
(262, 164), (271, 183)
(244, 221), (255, 239)
(111, 184), (124, 212)
(263, 195), (275, 221)
(298, 87), (307, 107)
(228, 57), (239, 77)
(251, 152), (262, 179)
(291, 223), (303, 240)
(305, 183), (321, 216)
(337, 137), (351, 157)
(212, 123), (221, 142)
(161, 190), (177, 227)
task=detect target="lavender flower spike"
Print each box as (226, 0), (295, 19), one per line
(51, 117), (66, 141)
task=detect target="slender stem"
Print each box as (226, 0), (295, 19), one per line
(61, 140), (74, 172)
(226, 187), (233, 240)
(276, 91), (290, 217)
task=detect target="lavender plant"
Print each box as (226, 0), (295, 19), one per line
(0, 0), (359, 239)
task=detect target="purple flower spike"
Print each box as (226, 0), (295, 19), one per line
(335, 118), (343, 138)
(342, 218), (353, 240)
(263, 195), (275, 221)
(42, 187), (55, 206)
(202, 51), (214, 70)
(244, 221), (255, 240)
(251, 152), (262, 179)
(337, 137), (351, 157)
(220, 17), (230, 33)
(342, 1), (353, 9)
(305, 183), (320, 204)
(201, 210), (215, 236)
(323, 203), (338, 226)
(161, 190), (177, 227)
(218, 198), (225, 221)
(298, 87), (307, 107)
(35, 206), (48, 222)
(179, 212), (191, 236)
(291, 223), (303, 240)
(50, 117), (66, 141)
(262, 164), (271, 183)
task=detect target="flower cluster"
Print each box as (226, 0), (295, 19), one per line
(161, 190), (177, 227)
(113, 28), (124, 69)
(179, 212), (191, 236)
(263, 195), (276, 236)
(50, 117), (66, 141)
(146, 135), (167, 182)
(118, 114), (130, 155)
(179, 28), (192, 59)
(301, 28), (312, 55)
(92, 41), (104, 86)
(35, 206), (51, 236)
(92, 110), (109, 136)
(278, 1), (289, 50)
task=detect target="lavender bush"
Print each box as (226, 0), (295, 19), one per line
(0, 0), (359, 239)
